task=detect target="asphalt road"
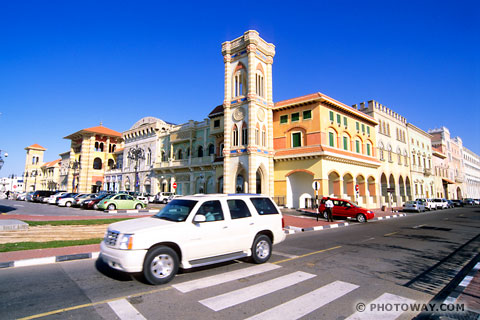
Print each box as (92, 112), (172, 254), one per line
(0, 206), (479, 319)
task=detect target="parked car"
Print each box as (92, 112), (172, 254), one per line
(474, 199), (480, 205)
(166, 194), (182, 203)
(15, 192), (27, 201)
(82, 194), (110, 210)
(318, 197), (374, 222)
(74, 193), (97, 207)
(100, 194), (286, 285)
(97, 194), (146, 210)
(57, 193), (81, 207)
(416, 198), (437, 211)
(433, 198), (448, 209)
(451, 199), (464, 207)
(136, 195), (149, 205)
(47, 191), (69, 204)
(464, 198), (474, 205)
(31, 190), (57, 203)
(403, 200), (426, 212)
(26, 192), (35, 202)
(155, 192), (174, 204)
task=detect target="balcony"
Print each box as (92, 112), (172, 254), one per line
(424, 167), (432, 176)
(153, 155), (216, 170)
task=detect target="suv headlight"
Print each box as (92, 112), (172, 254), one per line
(119, 234), (134, 250)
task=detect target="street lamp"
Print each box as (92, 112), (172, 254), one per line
(0, 150), (8, 171)
(70, 160), (81, 192)
(127, 146), (145, 193)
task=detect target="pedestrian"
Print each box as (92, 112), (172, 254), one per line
(6, 190), (10, 199)
(325, 197), (334, 222)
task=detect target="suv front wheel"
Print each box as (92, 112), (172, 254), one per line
(143, 246), (179, 285)
(251, 235), (272, 264)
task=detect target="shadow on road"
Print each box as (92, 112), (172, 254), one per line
(0, 204), (17, 214)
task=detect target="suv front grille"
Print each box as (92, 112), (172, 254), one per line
(105, 230), (120, 246)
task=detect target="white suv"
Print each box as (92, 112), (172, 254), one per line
(100, 194), (286, 285)
(416, 198), (437, 210)
(433, 198), (448, 209)
(155, 192), (174, 204)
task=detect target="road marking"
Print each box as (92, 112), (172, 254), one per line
(245, 280), (359, 320)
(360, 237), (375, 242)
(384, 232), (398, 237)
(199, 271), (316, 311)
(173, 263), (281, 293)
(272, 251), (299, 258)
(18, 286), (172, 320)
(13, 204), (24, 207)
(345, 292), (415, 320)
(273, 245), (342, 265)
(19, 246), (341, 319)
(108, 299), (146, 320)
(412, 224), (425, 229)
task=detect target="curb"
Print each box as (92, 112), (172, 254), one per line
(372, 213), (406, 221)
(105, 209), (159, 214)
(0, 252), (100, 269)
(444, 262), (480, 304)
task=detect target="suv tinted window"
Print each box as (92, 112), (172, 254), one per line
(154, 199), (197, 222)
(251, 197), (279, 215)
(227, 199), (252, 219)
(196, 200), (224, 221)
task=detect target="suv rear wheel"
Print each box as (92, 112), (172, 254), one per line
(251, 235), (272, 264)
(143, 246), (179, 285)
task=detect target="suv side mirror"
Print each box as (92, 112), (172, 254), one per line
(193, 215), (206, 223)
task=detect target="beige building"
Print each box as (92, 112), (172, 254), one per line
(63, 125), (123, 193)
(429, 127), (464, 199)
(24, 144), (47, 191)
(273, 93), (380, 209)
(463, 147), (480, 198)
(356, 100), (412, 207)
(407, 123), (434, 199)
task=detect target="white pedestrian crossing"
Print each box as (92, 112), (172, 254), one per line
(173, 263), (281, 293)
(199, 271), (316, 311)
(108, 299), (146, 320)
(345, 292), (415, 320)
(245, 280), (359, 320)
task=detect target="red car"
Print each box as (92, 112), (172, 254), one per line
(318, 197), (374, 223)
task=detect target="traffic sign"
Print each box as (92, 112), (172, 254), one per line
(172, 182), (177, 189)
(312, 181), (320, 191)
(355, 184), (359, 192)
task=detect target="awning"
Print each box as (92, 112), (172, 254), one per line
(442, 178), (455, 184)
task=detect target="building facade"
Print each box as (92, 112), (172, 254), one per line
(429, 127), (464, 199)
(63, 125), (123, 193)
(273, 93), (380, 209)
(407, 123), (435, 199)
(24, 144), (47, 191)
(463, 147), (480, 199)
(356, 100), (412, 207)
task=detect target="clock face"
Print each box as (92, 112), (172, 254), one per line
(257, 107), (265, 122)
(233, 107), (245, 121)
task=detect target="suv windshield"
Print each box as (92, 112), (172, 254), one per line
(153, 199), (198, 222)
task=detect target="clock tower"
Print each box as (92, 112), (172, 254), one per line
(221, 30), (275, 195)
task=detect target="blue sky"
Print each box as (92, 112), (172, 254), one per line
(1, 0), (479, 177)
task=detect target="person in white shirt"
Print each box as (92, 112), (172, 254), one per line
(325, 197), (334, 222)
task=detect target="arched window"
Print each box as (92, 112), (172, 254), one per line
(256, 70), (265, 98)
(198, 146), (204, 158)
(107, 159), (115, 170)
(328, 130), (336, 147)
(177, 149), (183, 160)
(379, 142), (385, 161)
(187, 147), (190, 158)
(397, 148), (402, 164)
(100, 143), (104, 152)
(262, 125), (267, 147)
(232, 124), (239, 146)
(93, 158), (102, 170)
(147, 148), (152, 165)
(233, 64), (246, 97)
(382, 122), (386, 135)
(219, 143), (224, 156)
(255, 123), (260, 145)
(95, 142), (99, 151)
(388, 145), (392, 161)
(208, 144), (215, 156)
(342, 135), (350, 151)
(387, 124), (390, 136)
(161, 150), (166, 162)
(242, 122), (248, 145)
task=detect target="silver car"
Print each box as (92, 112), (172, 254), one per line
(403, 200), (425, 212)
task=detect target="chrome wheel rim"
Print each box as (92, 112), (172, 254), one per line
(358, 214), (365, 222)
(150, 254), (174, 279)
(256, 240), (270, 259)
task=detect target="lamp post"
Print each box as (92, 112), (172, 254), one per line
(70, 160), (81, 193)
(127, 146), (145, 194)
(0, 150), (8, 171)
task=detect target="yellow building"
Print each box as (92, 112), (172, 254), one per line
(272, 93), (380, 209)
(63, 125), (123, 193)
(24, 144), (47, 191)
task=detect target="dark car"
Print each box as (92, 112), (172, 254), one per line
(31, 190), (57, 203)
(451, 200), (464, 207)
(82, 194), (110, 210)
(318, 197), (374, 223)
